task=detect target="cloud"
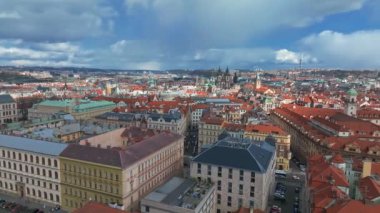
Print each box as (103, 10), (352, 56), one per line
(0, 40), (90, 67)
(275, 49), (317, 64)
(124, 0), (365, 49)
(0, 0), (116, 42)
(299, 30), (380, 68)
(0, 11), (21, 19)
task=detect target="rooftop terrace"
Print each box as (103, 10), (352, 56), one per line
(144, 177), (214, 210)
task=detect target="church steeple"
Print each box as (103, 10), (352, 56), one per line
(345, 88), (358, 117)
(255, 72), (261, 89)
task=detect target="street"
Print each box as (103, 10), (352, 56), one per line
(184, 127), (198, 156)
(268, 161), (307, 213)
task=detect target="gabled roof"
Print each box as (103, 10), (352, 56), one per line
(192, 137), (274, 172)
(359, 176), (380, 201)
(0, 94), (15, 104)
(0, 135), (67, 156)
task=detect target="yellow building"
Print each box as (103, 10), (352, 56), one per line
(59, 154), (123, 211)
(244, 124), (291, 171)
(60, 132), (183, 212)
(198, 117), (224, 153)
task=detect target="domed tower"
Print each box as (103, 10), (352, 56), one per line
(345, 88), (358, 117)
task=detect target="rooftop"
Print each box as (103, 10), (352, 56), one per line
(144, 177), (214, 210)
(193, 136), (275, 172)
(0, 134), (68, 156)
(0, 94), (15, 104)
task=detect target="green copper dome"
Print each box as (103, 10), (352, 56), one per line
(347, 88), (358, 96)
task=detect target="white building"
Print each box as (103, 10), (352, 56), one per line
(190, 137), (276, 212)
(0, 135), (67, 205)
(147, 110), (187, 135)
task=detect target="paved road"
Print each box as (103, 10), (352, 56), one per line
(267, 162), (307, 213)
(184, 127), (198, 156)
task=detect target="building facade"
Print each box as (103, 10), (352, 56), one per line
(28, 99), (116, 120)
(190, 137), (276, 212)
(0, 94), (18, 124)
(0, 135), (67, 206)
(244, 124), (291, 171)
(198, 117), (224, 153)
(60, 132), (184, 212)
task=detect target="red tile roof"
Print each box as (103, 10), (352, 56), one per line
(326, 199), (380, 213)
(245, 124), (287, 136)
(359, 176), (380, 201)
(331, 154), (345, 164)
(72, 202), (128, 213)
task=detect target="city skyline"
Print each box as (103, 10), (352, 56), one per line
(0, 0), (379, 70)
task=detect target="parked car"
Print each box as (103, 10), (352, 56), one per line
(293, 175), (300, 180)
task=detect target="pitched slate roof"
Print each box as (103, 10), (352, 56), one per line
(192, 137), (274, 172)
(0, 94), (15, 104)
(0, 134), (67, 156)
(60, 132), (182, 169)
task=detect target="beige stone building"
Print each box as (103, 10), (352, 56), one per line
(244, 124), (291, 171)
(60, 132), (184, 212)
(0, 94), (18, 124)
(190, 137), (276, 212)
(0, 135), (67, 205)
(198, 117), (224, 153)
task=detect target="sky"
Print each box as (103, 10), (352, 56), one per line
(0, 0), (379, 70)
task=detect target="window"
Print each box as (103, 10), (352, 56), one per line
(251, 172), (255, 183)
(239, 170), (244, 181)
(207, 165), (211, 176)
(238, 198), (243, 207)
(145, 206), (150, 212)
(217, 194), (221, 204)
(250, 186), (255, 197)
(197, 163), (201, 174)
(228, 182), (232, 193)
(239, 184), (243, 195)
(227, 196), (231, 207)
(228, 168), (232, 179)
(217, 180), (221, 191)
(218, 167), (222, 177)
(250, 200), (254, 208)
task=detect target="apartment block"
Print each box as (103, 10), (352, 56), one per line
(0, 94), (18, 124)
(0, 135), (67, 205)
(60, 132), (184, 212)
(190, 137), (276, 212)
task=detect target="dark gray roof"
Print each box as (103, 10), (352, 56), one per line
(0, 94), (15, 104)
(193, 137), (274, 172)
(96, 112), (138, 122)
(60, 132), (182, 169)
(148, 111), (182, 122)
(0, 134), (68, 156)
